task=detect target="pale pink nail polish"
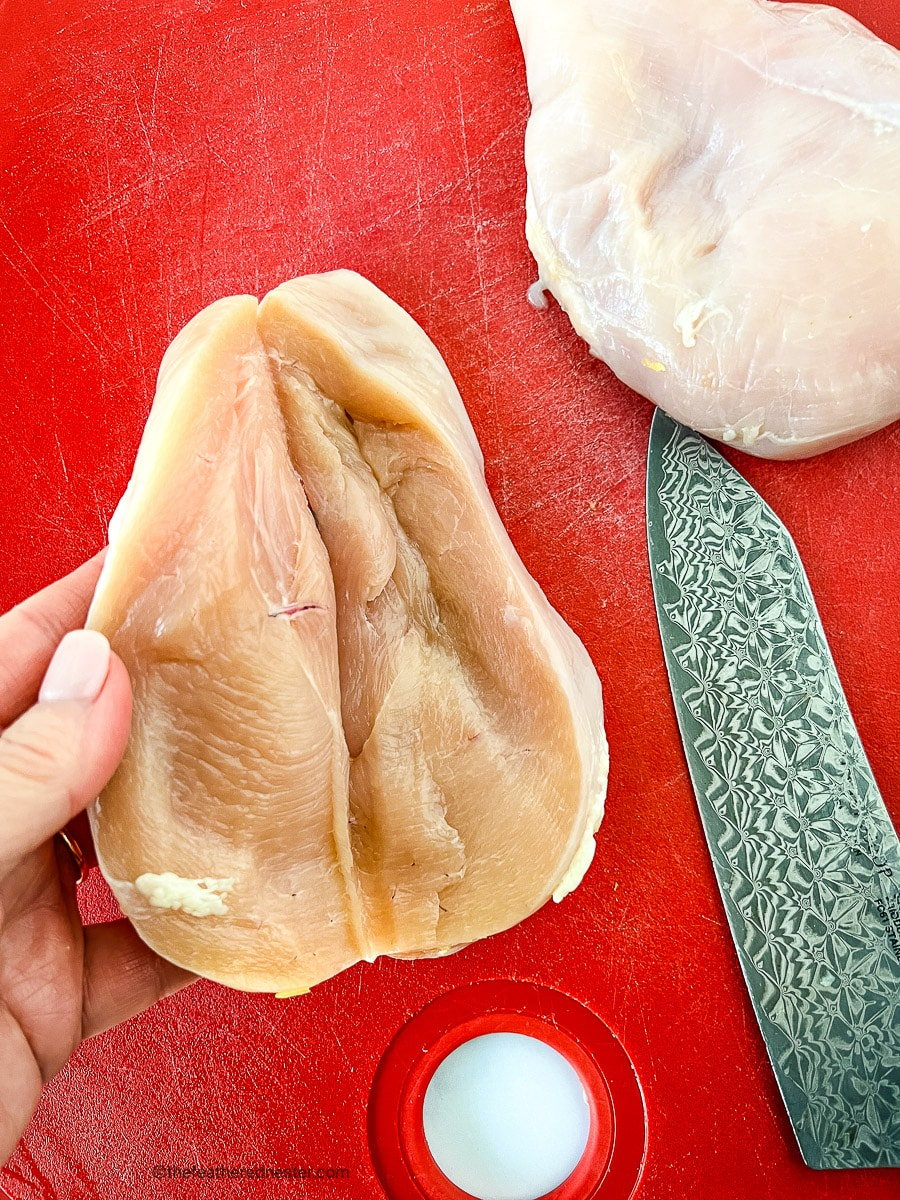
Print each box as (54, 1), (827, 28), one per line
(40, 630), (111, 703)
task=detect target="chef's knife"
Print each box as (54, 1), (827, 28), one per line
(646, 409), (900, 1170)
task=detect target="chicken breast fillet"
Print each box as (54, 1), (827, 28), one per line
(87, 271), (607, 993)
(511, 0), (900, 458)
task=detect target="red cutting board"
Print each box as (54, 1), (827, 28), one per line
(0, 2), (898, 1197)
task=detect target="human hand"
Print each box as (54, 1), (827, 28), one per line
(0, 553), (195, 1165)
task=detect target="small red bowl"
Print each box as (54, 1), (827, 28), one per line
(368, 980), (648, 1200)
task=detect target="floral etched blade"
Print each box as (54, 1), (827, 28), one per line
(647, 409), (900, 1170)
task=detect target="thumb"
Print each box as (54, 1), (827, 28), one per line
(0, 631), (132, 874)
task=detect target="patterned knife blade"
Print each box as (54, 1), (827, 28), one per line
(646, 409), (900, 1170)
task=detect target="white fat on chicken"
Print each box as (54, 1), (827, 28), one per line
(135, 873), (235, 917)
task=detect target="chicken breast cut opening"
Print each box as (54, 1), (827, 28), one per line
(88, 272), (608, 992)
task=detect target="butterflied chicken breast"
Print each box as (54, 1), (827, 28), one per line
(88, 271), (607, 993)
(511, 0), (900, 458)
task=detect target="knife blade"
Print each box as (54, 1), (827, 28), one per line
(646, 408), (900, 1170)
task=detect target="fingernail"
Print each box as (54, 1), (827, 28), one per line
(40, 630), (111, 703)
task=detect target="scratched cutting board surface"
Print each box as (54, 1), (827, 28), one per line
(0, 1), (899, 1197)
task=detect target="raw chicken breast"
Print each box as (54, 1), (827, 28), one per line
(511, 0), (900, 458)
(87, 297), (365, 990)
(88, 271), (607, 993)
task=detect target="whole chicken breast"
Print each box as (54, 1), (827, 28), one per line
(87, 271), (607, 993)
(511, 0), (900, 458)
